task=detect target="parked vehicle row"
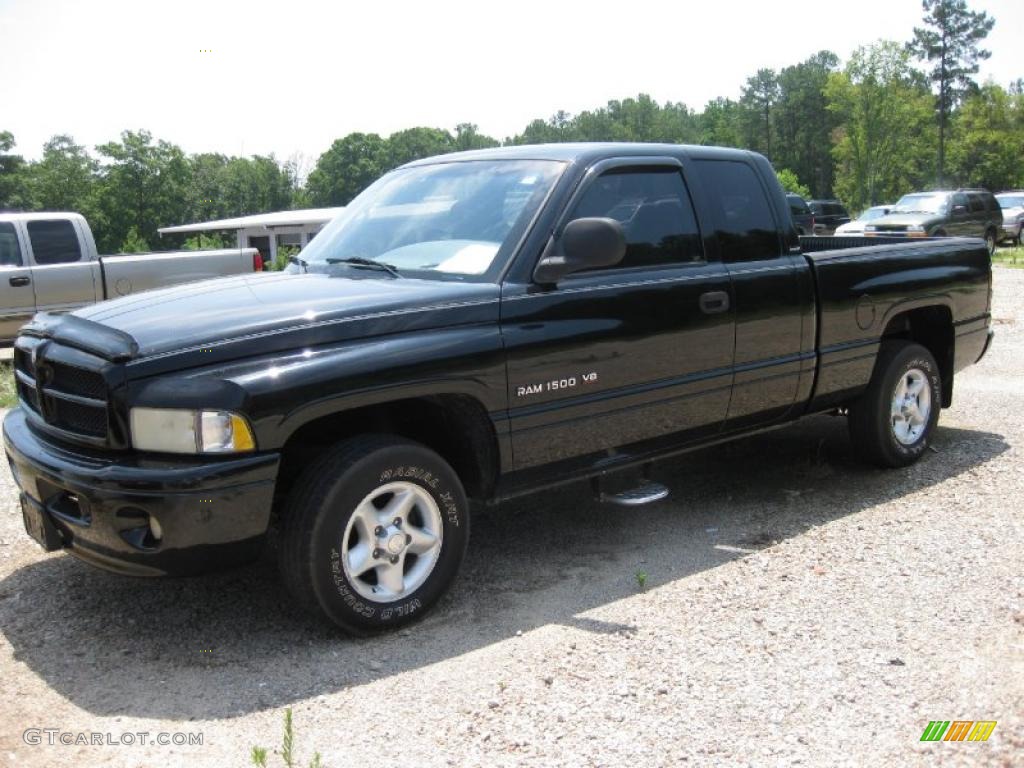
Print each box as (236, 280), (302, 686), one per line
(4, 143), (993, 633)
(786, 185), (1023, 253)
(0, 212), (263, 345)
(864, 189), (1003, 255)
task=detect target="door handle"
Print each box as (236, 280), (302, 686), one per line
(9, 276), (31, 287)
(699, 290), (730, 314)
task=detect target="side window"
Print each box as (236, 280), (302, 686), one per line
(566, 167), (703, 269)
(952, 193), (969, 212)
(968, 194), (985, 213)
(0, 223), (23, 267)
(27, 219), (83, 265)
(693, 160), (781, 262)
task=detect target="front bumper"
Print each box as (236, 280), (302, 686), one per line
(3, 407), (280, 576)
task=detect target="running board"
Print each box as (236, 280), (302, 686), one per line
(598, 482), (670, 506)
(591, 465), (670, 506)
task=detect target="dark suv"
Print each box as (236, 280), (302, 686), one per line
(808, 200), (851, 235)
(865, 189), (1003, 255)
(786, 193), (815, 235)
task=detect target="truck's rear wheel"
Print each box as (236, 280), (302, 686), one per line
(279, 435), (469, 634)
(847, 341), (942, 468)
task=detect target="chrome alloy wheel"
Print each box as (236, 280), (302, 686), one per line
(891, 367), (932, 445)
(340, 481), (443, 603)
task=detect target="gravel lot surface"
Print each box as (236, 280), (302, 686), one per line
(1, 269), (1022, 768)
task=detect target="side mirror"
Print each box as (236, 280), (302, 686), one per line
(533, 217), (626, 284)
(952, 204), (968, 215)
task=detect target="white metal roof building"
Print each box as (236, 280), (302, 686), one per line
(158, 207), (344, 263)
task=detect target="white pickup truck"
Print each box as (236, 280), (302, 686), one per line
(0, 212), (262, 344)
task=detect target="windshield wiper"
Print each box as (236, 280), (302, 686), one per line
(325, 256), (401, 278)
(288, 255), (310, 273)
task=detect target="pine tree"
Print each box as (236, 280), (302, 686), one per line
(908, 0), (995, 185)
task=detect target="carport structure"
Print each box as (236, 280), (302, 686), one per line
(158, 207), (344, 264)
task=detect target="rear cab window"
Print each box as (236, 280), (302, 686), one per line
(26, 219), (83, 265)
(692, 160), (781, 262)
(0, 222), (23, 267)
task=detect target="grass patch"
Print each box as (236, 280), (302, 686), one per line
(993, 243), (1024, 268)
(0, 363), (16, 408)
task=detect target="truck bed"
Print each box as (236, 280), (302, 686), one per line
(799, 235), (992, 412)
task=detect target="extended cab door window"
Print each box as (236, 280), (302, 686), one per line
(0, 221), (37, 342)
(26, 219), (83, 264)
(692, 160), (781, 262)
(566, 168), (703, 270)
(693, 158), (807, 429)
(25, 218), (98, 314)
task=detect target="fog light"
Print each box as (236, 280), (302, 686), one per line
(149, 515), (163, 542)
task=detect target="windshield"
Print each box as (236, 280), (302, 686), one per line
(858, 206), (890, 222)
(297, 159), (564, 281)
(997, 195), (1024, 209)
(891, 193), (949, 215)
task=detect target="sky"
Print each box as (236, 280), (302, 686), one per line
(1, 0), (1022, 167)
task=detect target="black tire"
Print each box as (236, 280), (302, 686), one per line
(847, 341), (942, 468)
(279, 434), (469, 634)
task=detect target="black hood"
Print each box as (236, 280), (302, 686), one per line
(47, 272), (499, 361)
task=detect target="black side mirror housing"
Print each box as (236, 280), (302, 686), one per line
(533, 217), (626, 284)
(952, 204), (968, 215)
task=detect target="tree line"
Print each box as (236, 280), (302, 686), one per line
(1, 0), (1020, 254)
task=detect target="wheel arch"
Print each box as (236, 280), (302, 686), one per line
(880, 303), (955, 407)
(273, 393), (502, 511)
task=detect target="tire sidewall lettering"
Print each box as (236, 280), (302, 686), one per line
(312, 448), (468, 631)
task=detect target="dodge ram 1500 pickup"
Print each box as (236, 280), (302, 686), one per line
(0, 212), (262, 343)
(3, 144), (993, 633)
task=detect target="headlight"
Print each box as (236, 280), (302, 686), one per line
(129, 408), (256, 454)
(906, 224), (925, 232)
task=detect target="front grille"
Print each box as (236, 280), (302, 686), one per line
(52, 398), (107, 437)
(13, 340), (110, 443)
(49, 362), (105, 399)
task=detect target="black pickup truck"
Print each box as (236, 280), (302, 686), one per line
(4, 144), (993, 633)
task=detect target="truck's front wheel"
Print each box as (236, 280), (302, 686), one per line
(279, 435), (469, 634)
(847, 341), (942, 468)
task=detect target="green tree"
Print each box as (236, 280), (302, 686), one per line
(948, 81), (1024, 190)
(773, 51), (840, 197)
(908, 0), (995, 184)
(699, 98), (745, 148)
(776, 169), (812, 198)
(94, 130), (191, 252)
(119, 226), (149, 253)
(307, 132), (387, 206)
(826, 42), (935, 211)
(0, 131), (29, 211)
(382, 127), (454, 169)
(454, 123), (500, 151)
(22, 134), (100, 223)
(740, 69), (780, 156)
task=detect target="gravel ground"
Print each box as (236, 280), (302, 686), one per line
(1, 270), (1022, 768)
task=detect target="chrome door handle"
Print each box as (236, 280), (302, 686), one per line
(699, 290), (730, 314)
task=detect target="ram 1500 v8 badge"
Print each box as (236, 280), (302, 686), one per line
(4, 144), (993, 633)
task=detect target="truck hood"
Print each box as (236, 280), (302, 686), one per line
(869, 213), (942, 229)
(65, 271), (499, 360)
